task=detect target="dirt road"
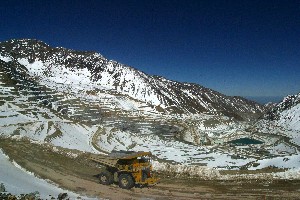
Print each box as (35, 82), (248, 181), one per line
(1, 138), (300, 199)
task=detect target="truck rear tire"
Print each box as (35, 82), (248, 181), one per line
(118, 174), (134, 189)
(98, 171), (113, 185)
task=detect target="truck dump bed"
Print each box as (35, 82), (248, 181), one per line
(89, 151), (152, 167)
(89, 154), (119, 167)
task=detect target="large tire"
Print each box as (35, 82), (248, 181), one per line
(118, 174), (135, 189)
(98, 171), (114, 185)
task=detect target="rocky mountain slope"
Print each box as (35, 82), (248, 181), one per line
(264, 93), (300, 123)
(1, 38), (299, 171)
(255, 92), (300, 147)
(0, 39), (264, 120)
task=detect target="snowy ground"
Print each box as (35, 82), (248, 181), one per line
(96, 122), (300, 171)
(1, 97), (299, 171)
(0, 150), (99, 199)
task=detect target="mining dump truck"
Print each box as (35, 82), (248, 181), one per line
(89, 151), (159, 189)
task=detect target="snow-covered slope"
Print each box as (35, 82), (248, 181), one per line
(0, 150), (97, 199)
(0, 39), (265, 119)
(265, 93), (300, 129)
(1, 38), (299, 172)
(257, 93), (300, 146)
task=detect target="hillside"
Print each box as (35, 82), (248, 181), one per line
(0, 38), (299, 171)
(0, 39), (264, 119)
(255, 92), (300, 148)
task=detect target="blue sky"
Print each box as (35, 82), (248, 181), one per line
(1, 0), (300, 100)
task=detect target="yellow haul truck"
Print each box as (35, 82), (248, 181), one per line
(90, 151), (159, 189)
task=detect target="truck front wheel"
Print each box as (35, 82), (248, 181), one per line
(118, 174), (134, 189)
(98, 171), (113, 185)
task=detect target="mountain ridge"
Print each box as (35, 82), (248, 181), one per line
(0, 39), (265, 119)
(264, 92), (300, 124)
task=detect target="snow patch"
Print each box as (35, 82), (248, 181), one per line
(0, 55), (12, 62)
(0, 150), (98, 199)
